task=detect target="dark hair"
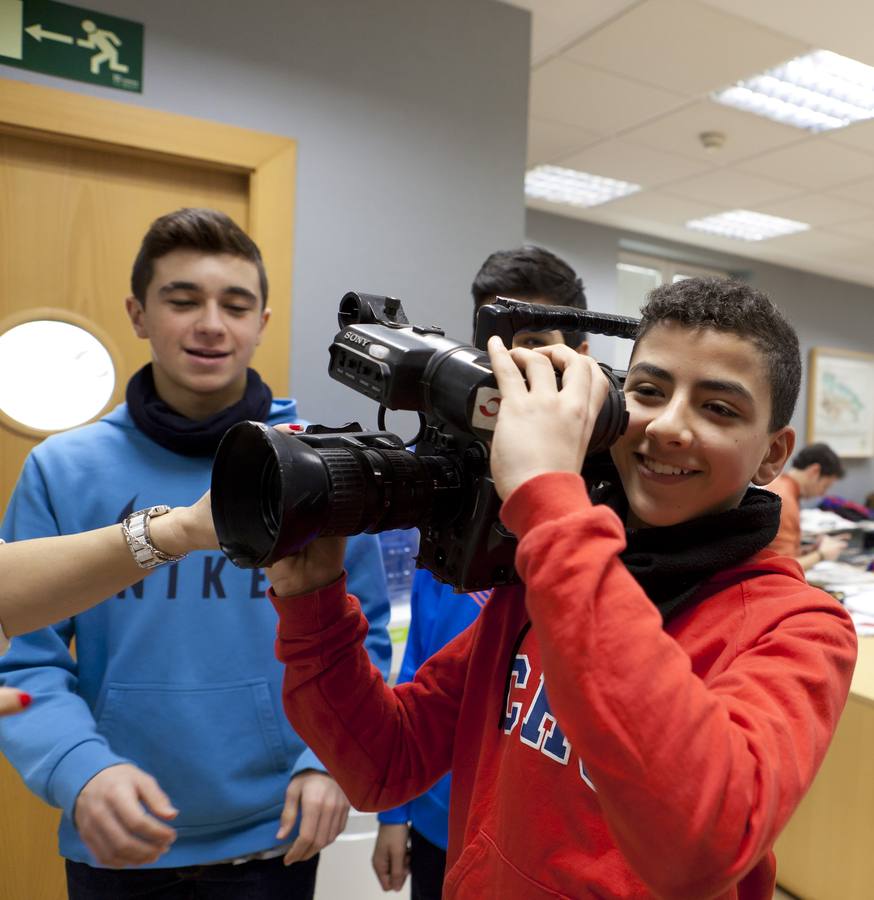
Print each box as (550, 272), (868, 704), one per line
(636, 277), (800, 431)
(793, 443), (845, 478)
(131, 208), (268, 305)
(471, 245), (587, 346)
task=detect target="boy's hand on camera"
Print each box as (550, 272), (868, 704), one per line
(265, 537), (347, 598)
(487, 336), (609, 500)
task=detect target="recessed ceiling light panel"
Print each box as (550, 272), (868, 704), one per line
(713, 50), (874, 132)
(524, 165), (641, 208)
(685, 210), (810, 241)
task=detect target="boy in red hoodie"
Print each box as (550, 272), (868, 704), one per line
(265, 278), (857, 899)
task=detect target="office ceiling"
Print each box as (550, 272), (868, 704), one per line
(504, 0), (874, 286)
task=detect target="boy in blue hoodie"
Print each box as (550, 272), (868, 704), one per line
(372, 246), (588, 899)
(0, 208), (391, 899)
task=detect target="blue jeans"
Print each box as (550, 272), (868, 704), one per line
(65, 854), (319, 899)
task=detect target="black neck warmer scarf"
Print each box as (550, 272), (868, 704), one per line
(498, 471), (782, 727)
(126, 364), (273, 458)
(588, 474), (782, 623)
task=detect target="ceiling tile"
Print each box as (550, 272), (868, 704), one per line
(665, 169), (800, 207)
(618, 100), (803, 164)
(829, 176), (874, 208)
(504, 0), (641, 64)
(738, 138), (874, 190)
(829, 119), (874, 156)
(756, 228), (865, 255)
(565, 0), (806, 95)
(527, 117), (601, 165)
(823, 217), (874, 239)
(529, 58), (687, 134)
(557, 140), (711, 187)
(697, 1), (874, 67)
(752, 193), (872, 227)
(814, 239), (874, 264)
(595, 190), (717, 224)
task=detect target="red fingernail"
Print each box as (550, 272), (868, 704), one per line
(18, 692), (32, 708)
(286, 424), (304, 432)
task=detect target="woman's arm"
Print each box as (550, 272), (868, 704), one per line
(0, 491), (217, 639)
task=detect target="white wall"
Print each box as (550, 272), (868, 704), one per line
(2, 0), (531, 426)
(527, 208), (874, 502)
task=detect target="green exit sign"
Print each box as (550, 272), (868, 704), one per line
(0, 0), (143, 93)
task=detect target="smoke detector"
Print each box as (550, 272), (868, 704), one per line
(699, 130), (727, 152)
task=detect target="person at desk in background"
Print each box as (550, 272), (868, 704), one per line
(372, 244), (589, 900)
(766, 442), (848, 570)
(0, 208), (391, 899)
(0, 493), (217, 717)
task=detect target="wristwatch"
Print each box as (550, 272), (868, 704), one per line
(122, 505), (187, 569)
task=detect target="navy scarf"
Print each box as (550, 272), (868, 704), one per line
(126, 364), (272, 458)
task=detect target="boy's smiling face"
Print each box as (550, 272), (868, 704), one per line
(125, 250), (270, 419)
(610, 321), (794, 529)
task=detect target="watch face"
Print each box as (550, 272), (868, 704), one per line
(0, 320), (115, 431)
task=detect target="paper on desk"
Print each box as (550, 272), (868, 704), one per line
(800, 508), (861, 535)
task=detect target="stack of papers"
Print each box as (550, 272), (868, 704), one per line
(806, 561), (874, 635)
(800, 508), (861, 537)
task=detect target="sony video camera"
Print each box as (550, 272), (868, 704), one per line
(210, 293), (639, 591)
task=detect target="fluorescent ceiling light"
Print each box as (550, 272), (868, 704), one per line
(713, 50), (874, 132)
(685, 210), (810, 241)
(525, 165), (640, 208)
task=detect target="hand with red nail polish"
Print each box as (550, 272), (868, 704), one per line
(0, 687), (32, 717)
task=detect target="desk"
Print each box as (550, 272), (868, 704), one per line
(775, 636), (874, 899)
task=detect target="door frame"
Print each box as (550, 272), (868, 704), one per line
(0, 77), (296, 392)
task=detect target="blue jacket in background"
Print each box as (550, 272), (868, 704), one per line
(0, 399), (391, 866)
(377, 568), (488, 850)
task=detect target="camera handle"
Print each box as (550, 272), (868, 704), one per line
(473, 298), (639, 350)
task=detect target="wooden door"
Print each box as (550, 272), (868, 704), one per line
(0, 79), (295, 900)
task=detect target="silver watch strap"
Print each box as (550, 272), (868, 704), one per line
(122, 505), (187, 569)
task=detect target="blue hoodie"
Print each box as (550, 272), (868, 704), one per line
(0, 400), (391, 866)
(377, 569), (488, 850)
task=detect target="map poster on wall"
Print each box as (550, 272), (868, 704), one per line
(807, 347), (874, 458)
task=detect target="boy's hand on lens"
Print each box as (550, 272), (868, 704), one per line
(487, 336), (609, 500)
(265, 537), (347, 598)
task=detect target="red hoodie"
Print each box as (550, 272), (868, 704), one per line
(271, 473), (856, 899)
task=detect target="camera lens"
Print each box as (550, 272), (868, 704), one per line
(259, 453), (282, 538)
(211, 422), (466, 568)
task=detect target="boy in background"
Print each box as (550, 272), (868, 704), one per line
(766, 442), (848, 569)
(373, 244), (589, 899)
(266, 277), (857, 898)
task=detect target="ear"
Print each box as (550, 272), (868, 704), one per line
(256, 306), (271, 345)
(125, 296), (149, 339)
(575, 339), (590, 356)
(751, 426), (795, 486)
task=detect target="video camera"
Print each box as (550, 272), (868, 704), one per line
(210, 293), (639, 591)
